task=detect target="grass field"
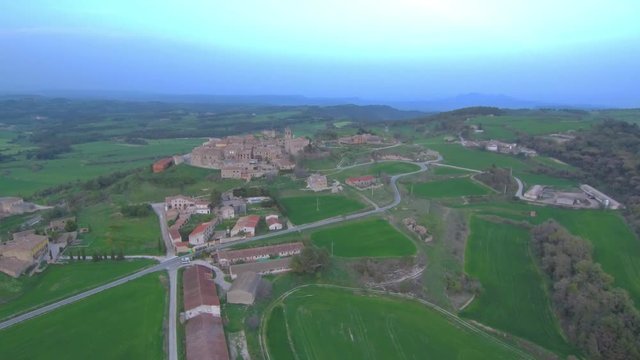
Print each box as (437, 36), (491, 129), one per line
(278, 194), (367, 224)
(412, 177), (491, 198)
(464, 202), (640, 307)
(431, 165), (475, 176)
(264, 286), (529, 359)
(418, 137), (576, 187)
(461, 217), (575, 356)
(76, 203), (163, 255)
(0, 273), (167, 360)
(0, 260), (153, 320)
(468, 115), (592, 141)
(331, 161), (419, 182)
(310, 218), (416, 257)
(0, 138), (204, 197)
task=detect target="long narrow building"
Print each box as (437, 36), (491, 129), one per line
(183, 265), (230, 360)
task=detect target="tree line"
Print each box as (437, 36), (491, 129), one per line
(531, 221), (640, 359)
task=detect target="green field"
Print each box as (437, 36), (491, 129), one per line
(431, 165), (475, 176)
(310, 218), (416, 257)
(461, 217), (575, 356)
(468, 115), (592, 141)
(76, 203), (163, 255)
(0, 273), (167, 360)
(278, 194), (367, 224)
(0, 260), (153, 320)
(332, 161), (419, 182)
(462, 202), (640, 306)
(418, 137), (576, 187)
(264, 286), (529, 359)
(0, 138), (204, 197)
(412, 177), (491, 198)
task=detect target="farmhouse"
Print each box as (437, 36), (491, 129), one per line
(169, 229), (182, 243)
(229, 258), (293, 279)
(216, 242), (304, 267)
(152, 157), (174, 173)
(0, 233), (49, 278)
(227, 271), (261, 305)
(346, 175), (376, 188)
(46, 216), (75, 233)
(188, 221), (216, 245)
(307, 174), (328, 191)
(338, 134), (382, 145)
(219, 205), (235, 220)
(11, 229), (36, 241)
(580, 184), (622, 209)
(0, 197), (23, 213)
(230, 215), (260, 237)
(194, 200), (211, 215)
(265, 214), (283, 231)
(182, 265), (229, 360)
(165, 195), (196, 211)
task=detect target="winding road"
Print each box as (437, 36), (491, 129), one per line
(0, 156), (440, 360)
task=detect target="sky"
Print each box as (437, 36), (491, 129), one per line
(1, 0), (639, 107)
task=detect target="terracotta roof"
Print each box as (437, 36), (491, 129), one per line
(230, 258), (292, 277)
(189, 221), (213, 237)
(169, 229), (181, 241)
(347, 175), (375, 183)
(236, 215), (260, 229)
(185, 314), (230, 360)
(218, 242), (303, 263)
(266, 217), (282, 227)
(183, 265), (220, 311)
(2, 234), (48, 252)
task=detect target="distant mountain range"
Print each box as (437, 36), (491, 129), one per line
(0, 90), (599, 112)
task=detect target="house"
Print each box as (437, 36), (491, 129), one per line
(265, 215), (283, 231)
(227, 271), (261, 305)
(152, 157), (174, 173)
(165, 195), (196, 211)
(47, 217), (76, 233)
(307, 174), (328, 191)
(524, 185), (544, 200)
(346, 175), (376, 188)
(11, 229), (36, 241)
(230, 215), (260, 237)
(219, 205), (235, 220)
(194, 200), (211, 215)
(188, 221), (216, 246)
(222, 199), (247, 216)
(486, 142), (499, 152)
(182, 265), (229, 360)
(175, 242), (190, 254)
(217, 242), (304, 267)
(229, 258), (293, 279)
(0, 197), (23, 213)
(246, 196), (270, 204)
(0, 233), (49, 278)
(169, 229), (182, 243)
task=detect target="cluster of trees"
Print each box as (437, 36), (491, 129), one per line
(290, 246), (330, 275)
(531, 221), (640, 359)
(520, 120), (640, 234)
(233, 187), (270, 198)
(120, 203), (151, 217)
(475, 166), (516, 194)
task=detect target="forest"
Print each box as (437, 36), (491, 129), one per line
(531, 221), (640, 360)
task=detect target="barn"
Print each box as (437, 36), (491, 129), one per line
(227, 271), (261, 305)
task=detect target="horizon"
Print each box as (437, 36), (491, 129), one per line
(1, 1), (639, 107)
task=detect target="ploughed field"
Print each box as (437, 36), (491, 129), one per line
(461, 217), (576, 356)
(278, 194), (367, 224)
(310, 218), (416, 257)
(0, 260), (154, 321)
(0, 274), (167, 360)
(264, 286), (529, 360)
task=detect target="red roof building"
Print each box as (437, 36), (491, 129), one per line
(183, 265), (220, 311)
(230, 215), (261, 237)
(346, 175), (376, 188)
(152, 157), (174, 173)
(217, 242), (304, 266)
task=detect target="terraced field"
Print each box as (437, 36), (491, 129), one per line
(264, 286), (530, 360)
(310, 218), (416, 257)
(461, 217), (575, 356)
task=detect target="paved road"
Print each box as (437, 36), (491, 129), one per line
(514, 176), (525, 199)
(0, 157), (439, 344)
(152, 203), (176, 258)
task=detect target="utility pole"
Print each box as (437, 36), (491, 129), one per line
(316, 197), (319, 211)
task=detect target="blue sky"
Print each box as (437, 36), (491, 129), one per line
(1, 0), (639, 106)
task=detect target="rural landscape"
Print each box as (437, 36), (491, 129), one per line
(2, 1), (640, 359)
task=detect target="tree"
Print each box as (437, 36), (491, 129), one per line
(110, 249), (116, 260)
(81, 248), (86, 260)
(64, 219), (78, 232)
(117, 249), (125, 260)
(290, 246), (330, 274)
(209, 189), (222, 208)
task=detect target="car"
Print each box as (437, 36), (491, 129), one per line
(180, 257), (191, 264)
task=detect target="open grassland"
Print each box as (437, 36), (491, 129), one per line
(264, 286), (529, 360)
(310, 218), (416, 257)
(0, 260), (153, 320)
(0, 138), (204, 197)
(76, 203), (162, 255)
(332, 161), (420, 182)
(278, 194), (367, 224)
(431, 165), (475, 176)
(412, 177), (491, 198)
(461, 217), (575, 356)
(418, 137), (576, 187)
(0, 273), (167, 360)
(464, 202), (640, 306)
(468, 115), (592, 141)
